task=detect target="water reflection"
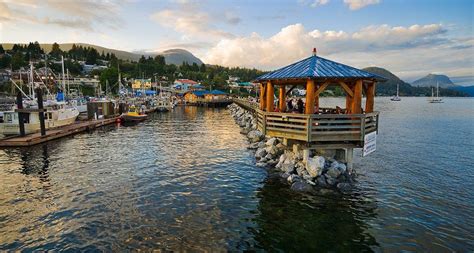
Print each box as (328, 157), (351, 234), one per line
(20, 145), (50, 180)
(251, 174), (379, 251)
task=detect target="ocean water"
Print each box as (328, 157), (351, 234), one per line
(0, 97), (473, 251)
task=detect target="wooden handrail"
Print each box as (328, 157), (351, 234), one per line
(234, 98), (379, 147)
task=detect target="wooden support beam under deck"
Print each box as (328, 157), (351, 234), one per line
(266, 81), (274, 112)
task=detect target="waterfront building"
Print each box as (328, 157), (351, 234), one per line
(173, 79), (201, 91)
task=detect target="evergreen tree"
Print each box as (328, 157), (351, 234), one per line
(49, 42), (63, 59)
(11, 51), (26, 70)
(0, 45), (4, 54)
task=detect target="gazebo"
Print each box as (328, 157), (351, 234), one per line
(247, 49), (386, 152)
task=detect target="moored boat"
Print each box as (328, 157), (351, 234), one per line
(121, 105), (148, 122)
(0, 101), (79, 135)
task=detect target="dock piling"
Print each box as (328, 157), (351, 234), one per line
(36, 88), (46, 136)
(16, 92), (25, 137)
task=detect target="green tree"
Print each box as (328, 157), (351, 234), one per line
(11, 51), (26, 70)
(85, 48), (99, 65)
(0, 45), (4, 54)
(0, 54), (11, 68)
(49, 42), (63, 59)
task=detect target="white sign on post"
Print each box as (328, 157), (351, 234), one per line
(363, 132), (377, 157)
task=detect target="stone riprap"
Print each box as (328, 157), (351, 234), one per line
(228, 103), (355, 193)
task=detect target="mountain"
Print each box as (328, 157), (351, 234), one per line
(412, 74), (456, 88)
(1, 43), (204, 65)
(363, 67), (468, 97)
(362, 67), (413, 96)
(448, 85), (474, 96)
(157, 49), (203, 65)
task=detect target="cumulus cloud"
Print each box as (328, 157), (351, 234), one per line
(202, 23), (473, 80)
(344, 0), (380, 10)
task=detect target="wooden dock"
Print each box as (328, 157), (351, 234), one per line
(0, 117), (119, 147)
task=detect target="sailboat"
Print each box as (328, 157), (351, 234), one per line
(429, 82), (443, 103)
(391, 82), (401, 101)
(0, 62), (79, 135)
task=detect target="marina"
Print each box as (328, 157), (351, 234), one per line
(1, 0), (473, 251)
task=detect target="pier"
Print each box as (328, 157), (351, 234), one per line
(0, 117), (118, 147)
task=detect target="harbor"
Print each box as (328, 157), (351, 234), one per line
(1, 0), (474, 251)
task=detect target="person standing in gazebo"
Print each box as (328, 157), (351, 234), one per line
(297, 99), (304, 113)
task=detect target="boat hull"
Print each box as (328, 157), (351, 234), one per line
(0, 116), (78, 135)
(121, 114), (148, 122)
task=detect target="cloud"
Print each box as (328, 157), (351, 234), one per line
(0, 0), (125, 31)
(344, 0), (380, 10)
(203, 23), (473, 80)
(299, 0), (330, 8)
(150, 2), (237, 42)
(311, 0), (330, 8)
(301, 0), (379, 10)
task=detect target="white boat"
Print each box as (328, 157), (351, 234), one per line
(429, 82), (443, 103)
(0, 101), (79, 135)
(391, 83), (401, 101)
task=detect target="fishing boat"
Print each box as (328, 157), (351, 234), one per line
(391, 82), (401, 101)
(0, 101), (79, 135)
(155, 82), (173, 112)
(121, 105), (148, 122)
(429, 82), (443, 103)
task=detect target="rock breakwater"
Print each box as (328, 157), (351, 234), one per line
(228, 103), (355, 193)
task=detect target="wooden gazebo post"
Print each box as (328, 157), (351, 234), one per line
(305, 79), (315, 114)
(279, 85), (286, 112)
(351, 80), (363, 114)
(259, 82), (266, 110)
(365, 81), (376, 113)
(266, 80), (274, 112)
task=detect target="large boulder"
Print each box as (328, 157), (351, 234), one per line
(326, 166), (342, 179)
(266, 137), (278, 146)
(255, 147), (267, 159)
(281, 161), (296, 174)
(247, 130), (264, 143)
(331, 161), (347, 174)
(291, 181), (313, 192)
(306, 156), (325, 178)
(265, 145), (281, 157)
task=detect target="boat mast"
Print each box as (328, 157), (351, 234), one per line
(30, 61), (35, 100)
(67, 68), (70, 97)
(396, 83), (399, 97)
(61, 55), (66, 100)
(436, 82), (439, 99)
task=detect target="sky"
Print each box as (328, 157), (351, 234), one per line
(1, 0), (473, 84)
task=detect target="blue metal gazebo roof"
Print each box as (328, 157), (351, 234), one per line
(255, 54), (386, 82)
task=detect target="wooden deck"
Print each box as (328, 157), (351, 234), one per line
(0, 117), (119, 147)
(233, 98), (379, 149)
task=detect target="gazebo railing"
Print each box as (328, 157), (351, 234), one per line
(233, 98), (379, 148)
